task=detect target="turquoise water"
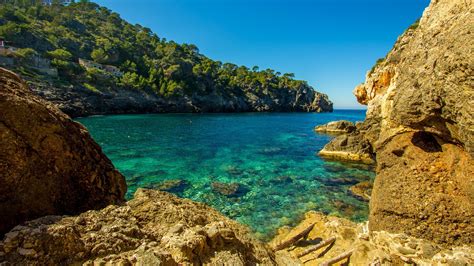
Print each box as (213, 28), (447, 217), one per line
(77, 110), (374, 240)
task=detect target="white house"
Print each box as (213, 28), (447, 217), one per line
(42, 0), (72, 6)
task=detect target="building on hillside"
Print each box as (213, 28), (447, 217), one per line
(78, 58), (123, 77)
(102, 65), (123, 77)
(78, 58), (102, 70)
(0, 38), (5, 48)
(42, 0), (72, 6)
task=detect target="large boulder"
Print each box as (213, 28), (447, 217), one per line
(0, 68), (127, 236)
(0, 189), (276, 265)
(318, 129), (375, 164)
(314, 120), (356, 134)
(371, 132), (474, 245)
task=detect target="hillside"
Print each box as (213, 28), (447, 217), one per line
(0, 0), (332, 116)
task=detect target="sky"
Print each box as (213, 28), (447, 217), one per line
(94, 0), (430, 109)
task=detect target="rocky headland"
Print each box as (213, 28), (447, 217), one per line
(316, 0), (473, 252)
(0, 0), (333, 118)
(29, 80), (333, 118)
(0, 189), (276, 265)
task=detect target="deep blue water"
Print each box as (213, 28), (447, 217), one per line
(77, 110), (374, 240)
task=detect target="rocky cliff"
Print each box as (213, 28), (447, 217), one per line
(0, 68), (127, 236)
(29, 81), (332, 118)
(320, 0), (474, 246)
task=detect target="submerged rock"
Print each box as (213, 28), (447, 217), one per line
(0, 68), (127, 236)
(314, 120), (356, 134)
(270, 175), (294, 185)
(211, 182), (248, 197)
(321, 177), (359, 186)
(0, 189), (276, 265)
(224, 165), (244, 176)
(153, 179), (190, 194)
(348, 181), (373, 202)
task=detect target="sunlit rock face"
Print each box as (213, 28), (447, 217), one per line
(0, 189), (276, 265)
(362, 0), (473, 245)
(319, 0), (473, 246)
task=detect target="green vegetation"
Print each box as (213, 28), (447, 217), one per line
(0, 0), (312, 98)
(407, 18), (420, 31)
(367, 17), (421, 77)
(368, 57), (385, 76)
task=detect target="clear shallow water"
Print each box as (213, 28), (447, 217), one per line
(77, 110), (374, 240)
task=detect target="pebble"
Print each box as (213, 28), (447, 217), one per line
(397, 245), (416, 255)
(17, 248), (36, 257)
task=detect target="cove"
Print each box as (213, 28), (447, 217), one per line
(77, 110), (374, 240)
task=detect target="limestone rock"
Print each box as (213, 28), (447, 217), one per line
(342, 0), (474, 246)
(0, 189), (276, 265)
(0, 68), (127, 236)
(318, 130), (375, 164)
(319, 0), (474, 246)
(29, 80), (333, 117)
(314, 120), (356, 134)
(364, 0), (474, 246)
(370, 132), (474, 245)
(272, 211), (474, 265)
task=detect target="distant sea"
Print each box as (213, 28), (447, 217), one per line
(77, 110), (374, 240)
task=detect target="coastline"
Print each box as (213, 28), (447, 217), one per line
(1, 0), (473, 264)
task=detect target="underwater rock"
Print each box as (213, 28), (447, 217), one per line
(348, 181), (373, 202)
(225, 165), (244, 176)
(270, 175), (294, 185)
(332, 200), (356, 217)
(321, 177), (359, 186)
(153, 179), (189, 194)
(211, 182), (248, 197)
(322, 164), (347, 173)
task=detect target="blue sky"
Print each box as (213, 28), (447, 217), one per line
(94, 0), (430, 109)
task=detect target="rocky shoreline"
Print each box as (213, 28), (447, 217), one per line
(29, 79), (333, 118)
(1, 0), (473, 264)
(271, 211), (473, 265)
